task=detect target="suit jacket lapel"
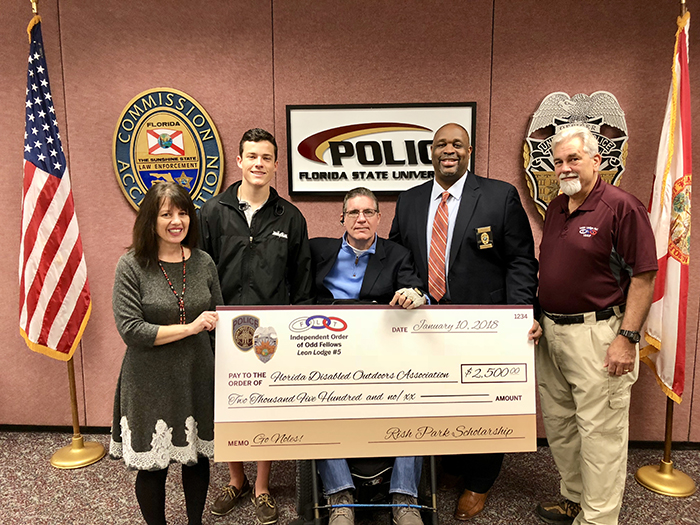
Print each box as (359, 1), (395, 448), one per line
(316, 238), (343, 285)
(360, 238), (385, 297)
(450, 172), (480, 269)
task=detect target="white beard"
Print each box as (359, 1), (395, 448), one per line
(559, 177), (582, 196)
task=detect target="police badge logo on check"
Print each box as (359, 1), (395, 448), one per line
(113, 88), (223, 210)
(232, 315), (260, 352)
(254, 326), (278, 364)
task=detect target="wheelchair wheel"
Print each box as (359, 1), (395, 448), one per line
(295, 460), (321, 523)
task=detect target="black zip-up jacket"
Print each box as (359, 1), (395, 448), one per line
(198, 182), (313, 305)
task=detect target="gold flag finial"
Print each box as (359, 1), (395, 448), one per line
(27, 14), (42, 42)
(27, 0), (41, 42)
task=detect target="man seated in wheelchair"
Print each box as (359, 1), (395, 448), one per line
(309, 187), (427, 525)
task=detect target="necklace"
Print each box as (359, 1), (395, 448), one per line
(158, 245), (187, 324)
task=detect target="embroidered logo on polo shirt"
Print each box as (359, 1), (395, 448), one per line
(272, 231), (288, 239)
(579, 226), (599, 237)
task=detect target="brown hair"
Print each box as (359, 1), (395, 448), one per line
(239, 128), (278, 160)
(130, 182), (200, 268)
(343, 187), (379, 213)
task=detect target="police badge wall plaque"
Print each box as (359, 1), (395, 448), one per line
(113, 88), (223, 210)
(523, 91), (628, 218)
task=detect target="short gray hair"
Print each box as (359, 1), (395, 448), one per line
(343, 187), (379, 213)
(551, 126), (599, 157)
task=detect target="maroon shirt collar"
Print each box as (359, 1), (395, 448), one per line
(558, 175), (604, 216)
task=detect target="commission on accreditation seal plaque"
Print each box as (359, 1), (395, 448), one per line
(113, 88), (223, 210)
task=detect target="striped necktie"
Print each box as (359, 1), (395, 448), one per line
(428, 191), (450, 302)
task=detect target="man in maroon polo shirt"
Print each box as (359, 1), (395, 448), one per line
(536, 126), (657, 525)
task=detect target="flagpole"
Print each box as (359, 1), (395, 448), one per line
(50, 357), (106, 469)
(635, 0), (695, 497)
(23, 0), (105, 469)
(635, 398), (696, 496)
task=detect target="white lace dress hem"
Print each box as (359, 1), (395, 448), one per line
(110, 415), (214, 470)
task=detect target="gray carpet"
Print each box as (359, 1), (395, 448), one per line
(0, 431), (698, 524)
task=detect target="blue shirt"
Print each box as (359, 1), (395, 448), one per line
(323, 234), (377, 300)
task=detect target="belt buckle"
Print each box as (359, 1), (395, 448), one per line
(559, 315), (582, 325)
(545, 311), (581, 325)
(596, 308), (611, 321)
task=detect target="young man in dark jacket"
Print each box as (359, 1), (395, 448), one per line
(199, 128), (313, 525)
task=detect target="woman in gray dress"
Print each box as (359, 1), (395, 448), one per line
(110, 182), (223, 525)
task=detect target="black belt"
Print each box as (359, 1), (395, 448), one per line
(543, 304), (625, 325)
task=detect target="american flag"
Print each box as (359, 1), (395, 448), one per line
(19, 18), (91, 361)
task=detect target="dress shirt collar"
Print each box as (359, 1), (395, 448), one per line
(430, 171), (468, 203)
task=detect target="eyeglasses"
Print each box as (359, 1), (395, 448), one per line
(344, 209), (378, 219)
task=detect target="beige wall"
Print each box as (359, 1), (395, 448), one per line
(1, 1), (698, 443)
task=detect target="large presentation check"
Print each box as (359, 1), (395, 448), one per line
(214, 305), (536, 461)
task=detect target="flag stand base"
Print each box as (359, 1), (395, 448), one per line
(50, 434), (105, 469)
(635, 460), (696, 497)
(634, 397), (696, 497)
(49, 358), (106, 469)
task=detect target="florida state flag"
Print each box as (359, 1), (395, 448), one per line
(641, 12), (691, 403)
(147, 128), (185, 156)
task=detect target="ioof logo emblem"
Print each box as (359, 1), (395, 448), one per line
(254, 326), (278, 364)
(523, 91), (628, 218)
(289, 315), (348, 332)
(112, 88), (223, 210)
(578, 226), (599, 238)
(232, 315), (260, 352)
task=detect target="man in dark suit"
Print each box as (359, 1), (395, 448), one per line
(310, 187), (427, 525)
(389, 123), (539, 520)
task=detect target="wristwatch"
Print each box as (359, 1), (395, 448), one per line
(619, 329), (641, 344)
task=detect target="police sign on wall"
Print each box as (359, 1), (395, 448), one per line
(523, 91), (628, 219)
(287, 103), (476, 194)
(113, 88), (224, 210)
